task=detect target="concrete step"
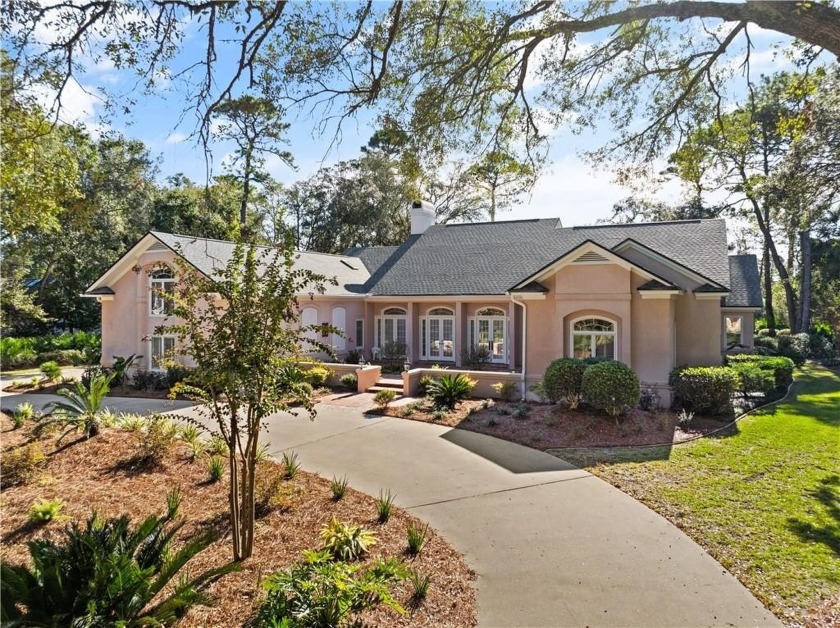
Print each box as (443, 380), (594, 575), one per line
(368, 383), (404, 394)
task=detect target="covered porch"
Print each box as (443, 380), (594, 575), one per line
(363, 298), (526, 370)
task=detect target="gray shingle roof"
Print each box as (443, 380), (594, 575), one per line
(355, 218), (732, 296)
(725, 255), (762, 308)
(152, 232), (370, 296)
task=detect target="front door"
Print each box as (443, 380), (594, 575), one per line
(423, 316), (455, 361)
(476, 315), (506, 363)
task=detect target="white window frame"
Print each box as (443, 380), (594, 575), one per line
(420, 307), (455, 361)
(355, 319), (364, 349)
(149, 335), (176, 371)
(149, 270), (175, 317)
(569, 316), (617, 360)
(375, 308), (407, 349)
(468, 307), (508, 363)
(723, 315), (743, 349)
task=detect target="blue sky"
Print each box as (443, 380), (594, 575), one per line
(42, 7), (797, 228)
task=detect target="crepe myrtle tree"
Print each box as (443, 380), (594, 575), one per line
(157, 229), (338, 561)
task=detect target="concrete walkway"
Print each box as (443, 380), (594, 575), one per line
(1, 391), (779, 627)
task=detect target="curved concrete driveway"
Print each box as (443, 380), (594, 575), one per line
(256, 404), (778, 628)
(2, 391), (779, 627)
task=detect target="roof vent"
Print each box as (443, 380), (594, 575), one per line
(340, 260), (357, 270)
(410, 200), (436, 235)
(573, 251), (609, 264)
(148, 241), (168, 252)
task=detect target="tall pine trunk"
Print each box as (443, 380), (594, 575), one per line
(762, 244), (776, 335)
(799, 230), (812, 333)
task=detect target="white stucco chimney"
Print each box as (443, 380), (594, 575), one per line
(410, 200), (436, 235)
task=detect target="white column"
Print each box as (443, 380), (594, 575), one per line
(455, 302), (463, 367)
(406, 302), (415, 362)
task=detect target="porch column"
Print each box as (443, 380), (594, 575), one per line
(508, 300), (516, 369)
(455, 302), (463, 367)
(406, 302), (415, 363)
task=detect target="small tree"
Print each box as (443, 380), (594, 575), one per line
(161, 229), (337, 561)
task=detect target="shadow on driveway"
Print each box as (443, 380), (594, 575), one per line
(439, 428), (579, 474)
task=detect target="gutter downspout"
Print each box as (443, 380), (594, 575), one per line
(510, 294), (527, 401)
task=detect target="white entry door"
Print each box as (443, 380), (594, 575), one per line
(422, 313), (455, 361)
(474, 310), (507, 363)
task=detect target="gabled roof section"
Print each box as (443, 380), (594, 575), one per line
(85, 232), (371, 297)
(350, 217), (731, 297)
(510, 239), (675, 291)
(725, 255), (763, 308)
(611, 234), (730, 290)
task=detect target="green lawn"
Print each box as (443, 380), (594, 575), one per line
(586, 364), (840, 626)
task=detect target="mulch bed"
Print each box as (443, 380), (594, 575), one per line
(0, 415), (476, 627)
(378, 398), (734, 449)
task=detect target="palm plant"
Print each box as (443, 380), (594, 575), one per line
(42, 371), (114, 441)
(426, 373), (476, 410)
(0, 506), (239, 626)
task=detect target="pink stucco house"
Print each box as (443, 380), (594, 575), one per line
(84, 202), (762, 403)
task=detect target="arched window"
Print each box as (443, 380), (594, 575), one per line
(570, 317), (616, 359)
(377, 307), (407, 350)
(149, 268), (175, 316)
(421, 307), (455, 360)
(428, 307), (454, 316)
(332, 307), (346, 352)
(300, 307), (318, 348)
(469, 306), (508, 363)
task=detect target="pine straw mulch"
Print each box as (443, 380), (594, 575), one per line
(0, 416), (476, 627)
(377, 398), (732, 449)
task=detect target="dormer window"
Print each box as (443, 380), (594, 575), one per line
(149, 269), (175, 317)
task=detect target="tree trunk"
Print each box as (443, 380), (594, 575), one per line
(240, 152), (252, 232)
(799, 230), (812, 332)
(743, 183), (798, 334)
(228, 417), (243, 561)
(762, 243), (776, 335)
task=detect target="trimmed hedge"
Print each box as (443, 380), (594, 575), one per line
(725, 354), (794, 389)
(542, 358), (587, 406)
(670, 366), (738, 415)
(581, 361), (640, 418)
(729, 362), (776, 396)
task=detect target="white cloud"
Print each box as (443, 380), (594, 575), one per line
(33, 79), (101, 126)
(165, 132), (188, 144)
(515, 156), (687, 225)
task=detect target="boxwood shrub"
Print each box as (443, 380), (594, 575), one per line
(581, 360), (640, 418)
(724, 354), (794, 389)
(542, 358), (587, 407)
(669, 366), (738, 415)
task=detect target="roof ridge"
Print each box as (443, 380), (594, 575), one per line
(152, 231), (361, 260)
(570, 218), (718, 230)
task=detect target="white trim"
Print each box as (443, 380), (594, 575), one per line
(569, 316), (617, 360)
(723, 314), (744, 349)
(149, 335), (177, 371)
(638, 291), (681, 299)
(149, 272), (176, 317)
(419, 314), (456, 361)
(695, 292), (729, 300)
(86, 233), (161, 294)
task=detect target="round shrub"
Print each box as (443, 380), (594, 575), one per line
(339, 373), (358, 390)
(542, 358), (587, 406)
(777, 335), (807, 366)
(669, 366), (738, 415)
(581, 361), (640, 418)
(39, 361), (62, 381)
(729, 362), (776, 397)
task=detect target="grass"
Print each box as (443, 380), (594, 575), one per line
(580, 364), (839, 625)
